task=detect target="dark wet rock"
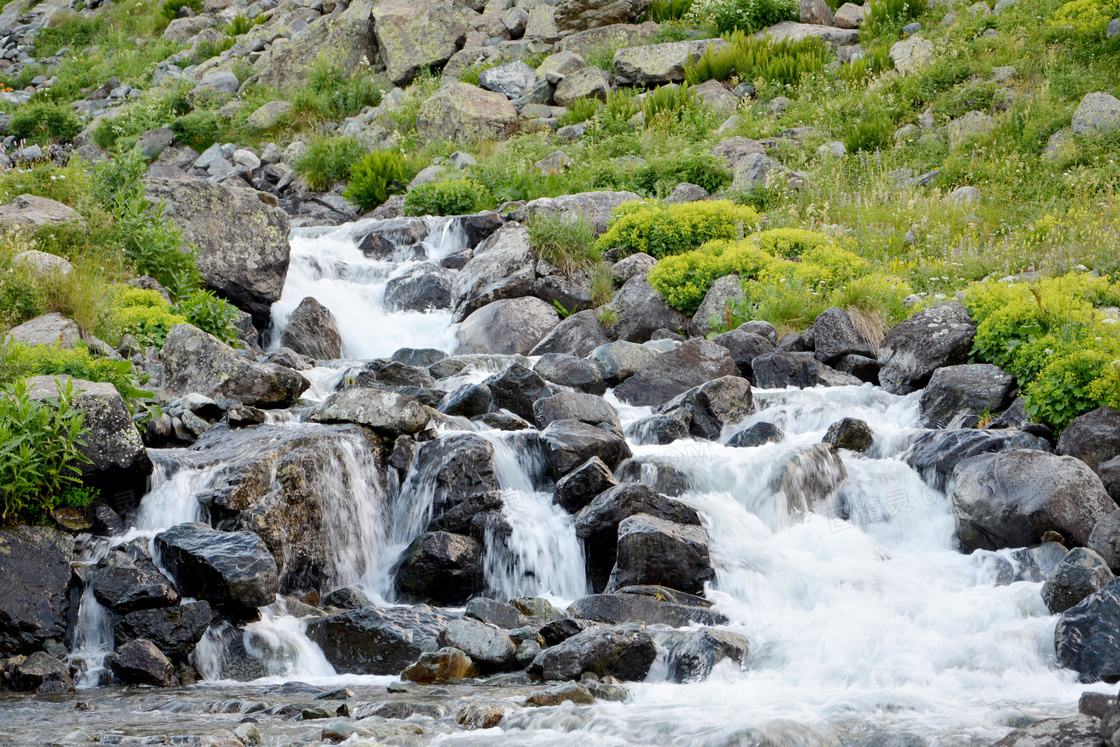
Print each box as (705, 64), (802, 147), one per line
(903, 428), (1051, 491)
(394, 532), (484, 605)
(114, 601), (213, 661)
(394, 347), (448, 368)
(91, 552), (180, 613)
(352, 359), (437, 390)
(1042, 548), (1115, 614)
(992, 715), (1102, 747)
(918, 364), (1016, 429)
(161, 324), (309, 407)
(555, 457), (619, 513)
(823, 417), (874, 453)
(464, 598), (533, 629)
(751, 351), (863, 389)
(1090, 510), (1120, 574)
(1100, 456), (1120, 504)
(877, 301), (976, 393)
(710, 329), (774, 380)
(539, 617), (605, 646)
(534, 391), (622, 434)
(728, 421), (784, 448)
(452, 225), (536, 319)
(952, 450), (1116, 551)
(540, 419), (632, 478)
(834, 353), (880, 383)
(526, 680), (596, 706)
(656, 375), (753, 440)
(534, 353), (606, 395)
(615, 340), (739, 407)
(321, 587), (371, 610)
(0, 526), (73, 656)
(1058, 407), (1120, 473)
(626, 413), (691, 446)
(605, 513), (714, 594)
(107, 639), (177, 687)
(426, 491), (507, 543)
(511, 597), (566, 625)
(402, 646), (478, 683)
(615, 458), (690, 497)
(279, 297), (342, 360)
(484, 363), (553, 421)
(154, 522), (280, 608)
(384, 263), (455, 312)
(812, 307), (874, 364)
(529, 309), (610, 358)
(770, 444), (847, 515)
(568, 589), (727, 627)
(437, 618), (516, 670)
(409, 433), (501, 516)
(438, 383), (494, 418)
(306, 605), (452, 675)
(664, 628), (749, 682)
(11, 651), (74, 693)
(528, 625), (657, 681)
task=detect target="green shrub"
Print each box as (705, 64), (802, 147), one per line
(734, 273), (827, 335)
(790, 243), (870, 286)
(170, 110), (223, 152)
(111, 287), (187, 347)
(293, 136), (367, 192)
(559, 98), (601, 127)
(343, 151), (413, 212)
(92, 91), (191, 151)
(843, 113), (894, 153)
(529, 214), (599, 275)
(290, 62), (383, 122)
(172, 289), (240, 345)
(0, 378), (90, 525)
(9, 102), (82, 145)
(225, 11), (256, 37)
(0, 342), (151, 407)
(865, 0), (928, 35)
(839, 45), (892, 84)
(685, 32), (829, 87)
(634, 149), (732, 196)
(404, 178), (494, 216)
(648, 236), (775, 313)
(594, 200), (762, 259)
(684, 0), (797, 33)
(641, 82), (699, 123)
(194, 35), (236, 62)
(745, 227), (835, 257)
(649, 0), (694, 21)
(33, 14), (104, 58)
(1050, 0), (1120, 34)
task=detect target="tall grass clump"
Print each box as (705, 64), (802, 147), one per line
(684, 0), (797, 34)
(649, 0), (694, 21)
(293, 136), (368, 192)
(685, 33), (830, 86)
(865, 0), (928, 35)
(529, 214), (598, 275)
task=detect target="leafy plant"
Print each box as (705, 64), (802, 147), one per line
(559, 98), (601, 127)
(343, 151), (414, 212)
(293, 136), (368, 192)
(0, 378), (90, 525)
(648, 236), (775, 312)
(594, 200), (762, 259)
(528, 214), (598, 274)
(172, 289), (240, 345)
(843, 113), (895, 154)
(641, 82), (699, 123)
(649, 0), (694, 21)
(404, 178), (494, 216)
(111, 287), (187, 347)
(290, 61), (383, 122)
(684, 0), (798, 34)
(9, 102), (82, 145)
(170, 110), (223, 151)
(865, 0), (928, 35)
(685, 32), (830, 87)
(590, 261), (614, 307)
(225, 11), (257, 37)
(0, 342), (152, 406)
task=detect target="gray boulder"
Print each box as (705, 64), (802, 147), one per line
(614, 339), (739, 407)
(710, 329), (774, 379)
(107, 639), (176, 687)
(0, 526), (73, 656)
(384, 263), (454, 312)
(587, 340), (659, 385)
(533, 391), (621, 433)
(1089, 510), (1120, 574)
(812, 307), (873, 364)
(154, 522), (280, 608)
(409, 433), (501, 518)
(1070, 91), (1120, 135)
(611, 252), (657, 285)
(529, 310), (610, 358)
(464, 597), (532, 629)
(904, 428), (1052, 491)
(613, 39), (726, 85)
(664, 629), (749, 682)
(1101, 456), (1120, 503)
(952, 450), (1116, 551)
(145, 178), (290, 328)
(437, 618), (516, 670)
(478, 61), (537, 99)
(730, 153), (805, 192)
(161, 324), (309, 407)
(10, 651), (74, 694)
(374, 0), (469, 87)
(554, 0), (647, 30)
(512, 191), (640, 236)
(484, 363), (553, 421)
(279, 297), (342, 360)
(527, 626), (657, 681)
(608, 276), (690, 343)
(689, 274), (744, 338)
(554, 456), (619, 513)
(1055, 578), (1120, 682)
(750, 351), (863, 389)
(4, 312), (80, 349)
(457, 297), (561, 355)
(1042, 548), (1115, 614)
(553, 67), (612, 106)
(605, 513), (714, 594)
(0, 195), (83, 229)
(394, 531), (484, 605)
(728, 421), (784, 448)
(438, 383), (493, 418)
(919, 363), (1016, 428)
(534, 353), (607, 395)
(1057, 406), (1120, 473)
(655, 375), (753, 440)
(452, 225), (536, 318)
(311, 388), (430, 436)
(540, 419), (632, 477)
(417, 82), (518, 143)
(877, 301), (975, 393)
(567, 589), (727, 627)
(991, 714), (1105, 746)
(306, 604), (451, 675)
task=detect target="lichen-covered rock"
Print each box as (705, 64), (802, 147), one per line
(107, 639), (177, 687)
(456, 297), (561, 355)
(528, 625), (657, 681)
(753, 20), (858, 47)
(0, 194), (84, 228)
(553, 66), (613, 106)
(877, 301), (975, 393)
(145, 178), (291, 328)
(374, 0), (469, 87)
(310, 387), (430, 436)
(4, 312), (80, 349)
(512, 190), (640, 236)
(613, 39), (727, 85)
(1071, 91), (1120, 135)
(555, 0), (647, 30)
(889, 34), (935, 75)
(417, 82), (519, 143)
(254, 0), (377, 88)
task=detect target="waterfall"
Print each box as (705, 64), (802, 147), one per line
(68, 585), (114, 689)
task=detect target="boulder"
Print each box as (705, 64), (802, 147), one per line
(0, 194), (83, 228)
(438, 383), (493, 418)
(820, 417), (872, 453)
(833, 2), (864, 27)
(951, 450), (1116, 551)
(401, 646), (478, 683)
(1070, 91), (1120, 135)
(877, 301), (975, 393)
(161, 324), (309, 407)
(0, 526), (73, 656)
(1057, 407), (1120, 473)
(527, 625), (657, 681)
(394, 532), (484, 605)
(613, 39), (727, 85)
(107, 639), (177, 687)
(376, 1), (469, 85)
(352, 359), (436, 390)
(484, 364), (553, 421)
(710, 329), (775, 379)
(627, 413), (691, 446)
(991, 715), (1105, 746)
(558, 22), (659, 57)
(947, 110), (996, 148)
(1042, 548), (1114, 614)
(154, 522), (280, 608)
(616, 458), (690, 496)
(456, 702), (506, 728)
(4, 312), (80, 349)
(145, 178), (290, 328)
(310, 388), (430, 436)
(689, 275), (744, 338)
(664, 628), (749, 682)
(452, 225), (536, 318)
(1056, 578), (1120, 682)
(306, 604), (451, 675)
(918, 364), (1016, 428)
(903, 427), (1051, 491)
(568, 590), (727, 627)
(464, 597), (533, 629)
(800, 0), (833, 25)
(533, 391), (622, 433)
(812, 307), (873, 364)
(512, 191), (640, 236)
(656, 375), (754, 440)
(246, 100), (293, 129)
(385, 263), (455, 312)
(114, 601), (213, 660)
(526, 680), (595, 705)
(755, 20), (858, 47)
(608, 276), (690, 343)
(13, 249), (71, 280)
(728, 421), (784, 448)
(1101, 457), (1120, 504)
(25, 376), (153, 507)
(554, 0), (646, 30)
(437, 618), (516, 669)
(771, 443), (847, 516)
(711, 137), (766, 168)
(457, 297), (561, 355)
(555, 456), (619, 513)
(530, 310), (611, 358)
(611, 252), (657, 285)
(279, 296), (342, 360)
(539, 419), (632, 477)
(889, 34), (935, 75)
(10, 651), (74, 693)
(588, 340), (659, 385)
(614, 339), (738, 407)
(730, 153), (805, 192)
(418, 82), (519, 143)
(606, 513), (714, 594)
(749, 351), (863, 389)
(534, 353), (607, 395)
(553, 67), (613, 106)
(1089, 510), (1120, 574)
(91, 552), (180, 614)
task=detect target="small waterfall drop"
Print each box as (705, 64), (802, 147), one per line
(68, 585), (114, 689)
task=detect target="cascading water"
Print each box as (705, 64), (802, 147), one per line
(48, 215), (1107, 746)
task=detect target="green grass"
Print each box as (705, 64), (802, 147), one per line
(528, 214), (599, 275)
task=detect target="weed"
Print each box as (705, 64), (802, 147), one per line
(293, 136), (368, 192)
(529, 214), (599, 274)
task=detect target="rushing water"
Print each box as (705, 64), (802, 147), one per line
(45, 215), (1106, 747)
